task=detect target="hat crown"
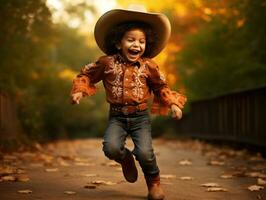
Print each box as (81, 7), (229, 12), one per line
(126, 4), (147, 12)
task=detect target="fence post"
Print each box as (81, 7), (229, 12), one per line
(0, 91), (21, 141)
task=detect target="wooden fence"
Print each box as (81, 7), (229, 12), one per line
(175, 87), (266, 147)
(0, 91), (21, 140)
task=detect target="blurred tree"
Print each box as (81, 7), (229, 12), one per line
(178, 0), (266, 100)
(0, 0), (106, 141)
(0, 0), (55, 93)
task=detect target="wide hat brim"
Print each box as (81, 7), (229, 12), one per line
(94, 9), (171, 58)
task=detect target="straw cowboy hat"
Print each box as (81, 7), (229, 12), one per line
(94, 5), (171, 58)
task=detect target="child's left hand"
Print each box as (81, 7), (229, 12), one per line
(171, 104), (182, 120)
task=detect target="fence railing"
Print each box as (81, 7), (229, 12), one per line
(175, 87), (266, 147)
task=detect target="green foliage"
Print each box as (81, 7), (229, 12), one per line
(178, 0), (266, 100)
(54, 25), (101, 70)
(0, 0), (106, 141)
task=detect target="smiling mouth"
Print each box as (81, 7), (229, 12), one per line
(128, 49), (141, 56)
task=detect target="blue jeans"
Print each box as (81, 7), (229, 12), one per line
(102, 109), (160, 176)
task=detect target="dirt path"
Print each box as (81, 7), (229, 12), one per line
(0, 138), (265, 200)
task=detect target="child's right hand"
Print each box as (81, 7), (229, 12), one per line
(71, 92), (83, 104)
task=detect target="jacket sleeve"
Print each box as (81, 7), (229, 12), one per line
(146, 59), (187, 115)
(71, 56), (106, 97)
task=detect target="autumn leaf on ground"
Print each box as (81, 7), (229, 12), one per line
(84, 173), (98, 177)
(180, 176), (194, 180)
(246, 172), (266, 178)
(201, 183), (220, 187)
(206, 187), (228, 192)
(231, 170), (246, 177)
(220, 174), (233, 179)
(248, 154), (264, 162)
(179, 159), (192, 166)
(257, 178), (266, 186)
(17, 174), (30, 182)
(75, 162), (94, 167)
(90, 180), (116, 186)
(208, 160), (225, 166)
(74, 157), (90, 162)
(37, 153), (54, 164)
(1, 175), (16, 181)
(106, 161), (120, 167)
(17, 169), (27, 174)
(248, 185), (264, 191)
(84, 184), (97, 189)
(57, 158), (70, 166)
(64, 191), (76, 195)
(0, 166), (17, 175)
(17, 189), (32, 194)
(45, 168), (58, 172)
(160, 174), (176, 179)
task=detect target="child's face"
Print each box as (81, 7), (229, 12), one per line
(117, 28), (146, 63)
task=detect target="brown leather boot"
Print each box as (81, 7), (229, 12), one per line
(145, 174), (165, 200)
(117, 149), (138, 183)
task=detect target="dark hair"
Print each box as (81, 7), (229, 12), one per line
(104, 21), (157, 57)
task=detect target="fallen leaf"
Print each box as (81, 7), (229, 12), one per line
(160, 174), (176, 179)
(257, 178), (266, 186)
(75, 162), (94, 166)
(1, 175), (16, 181)
(179, 159), (192, 166)
(17, 169), (27, 174)
(231, 170), (246, 177)
(106, 161), (120, 167)
(37, 153), (54, 163)
(17, 189), (32, 194)
(248, 185), (264, 191)
(90, 180), (116, 186)
(45, 168), (58, 172)
(57, 158), (70, 166)
(64, 191), (76, 195)
(249, 154), (264, 161)
(208, 160), (225, 166)
(246, 172), (266, 178)
(180, 176), (194, 180)
(74, 157), (90, 162)
(201, 183), (220, 187)
(17, 175), (30, 182)
(220, 174), (233, 179)
(0, 166), (16, 175)
(206, 187), (228, 192)
(84, 184), (97, 189)
(84, 174), (98, 177)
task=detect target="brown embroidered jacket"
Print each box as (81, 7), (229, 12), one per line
(71, 54), (186, 115)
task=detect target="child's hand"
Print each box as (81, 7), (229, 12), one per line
(71, 92), (83, 104)
(171, 104), (182, 120)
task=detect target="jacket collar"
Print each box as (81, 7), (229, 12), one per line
(115, 53), (144, 67)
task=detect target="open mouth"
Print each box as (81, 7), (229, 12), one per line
(128, 49), (141, 56)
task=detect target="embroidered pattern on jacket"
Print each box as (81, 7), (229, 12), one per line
(132, 65), (147, 99)
(81, 63), (95, 74)
(104, 60), (123, 99)
(159, 71), (166, 82)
